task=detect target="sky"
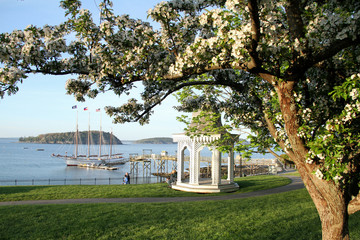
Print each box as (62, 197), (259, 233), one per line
(0, 0), (190, 140)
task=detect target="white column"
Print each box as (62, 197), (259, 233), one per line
(211, 148), (221, 185)
(177, 145), (185, 184)
(189, 142), (201, 185)
(194, 150), (200, 184)
(227, 150), (234, 182)
(189, 142), (196, 184)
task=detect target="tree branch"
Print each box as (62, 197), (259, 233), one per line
(267, 147), (288, 162)
(264, 111), (288, 153)
(247, 0), (261, 71)
(285, 0), (305, 39)
(287, 35), (360, 79)
(134, 76), (246, 121)
(311, 36), (360, 66)
(24, 69), (90, 76)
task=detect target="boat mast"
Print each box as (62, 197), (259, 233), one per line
(109, 128), (113, 159)
(98, 109), (102, 160)
(72, 105), (79, 158)
(75, 109), (78, 158)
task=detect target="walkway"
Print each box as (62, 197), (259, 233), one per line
(0, 175), (304, 206)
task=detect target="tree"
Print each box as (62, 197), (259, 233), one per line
(1, 0), (360, 239)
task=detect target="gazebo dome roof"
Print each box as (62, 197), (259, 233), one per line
(188, 110), (227, 135)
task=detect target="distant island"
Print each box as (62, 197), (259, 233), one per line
(19, 131), (122, 145)
(134, 137), (175, 144)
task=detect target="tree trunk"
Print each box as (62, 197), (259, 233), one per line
(299, 168), (350, 240)
(348, 195), (360, 215)
(276, 81), (350, 239)
(319, 204), (349, 240)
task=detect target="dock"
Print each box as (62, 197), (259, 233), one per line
(128, 149), (283, 177)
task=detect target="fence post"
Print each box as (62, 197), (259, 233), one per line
(109, 177), (111, 185)
(80, 178), (81, 185)
(48, 179), (50, 185)
(95, 178), (97, 185)
(15, 179), (17, 186)
(64, 178), (66, 185)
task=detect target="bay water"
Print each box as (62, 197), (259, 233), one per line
(0, 138), (274, 186)
(0, 138), (179, 185)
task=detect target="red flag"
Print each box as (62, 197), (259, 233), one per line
(84, 107), (88, 111)
(96, 108), (101, 112)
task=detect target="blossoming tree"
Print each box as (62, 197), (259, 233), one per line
(1, 0), (360, 239)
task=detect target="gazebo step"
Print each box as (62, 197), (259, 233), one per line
(172, 182), (239, 193)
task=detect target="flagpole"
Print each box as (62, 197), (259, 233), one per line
(87, 111), (90, 159)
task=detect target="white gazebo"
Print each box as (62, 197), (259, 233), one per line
(172, 111), (239, 193)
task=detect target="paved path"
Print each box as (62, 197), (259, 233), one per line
(0, 175), (304, 206)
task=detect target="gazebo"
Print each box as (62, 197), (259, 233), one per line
(172, 111), (239, 193)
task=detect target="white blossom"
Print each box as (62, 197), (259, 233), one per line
(333, 175), (343, 181)
(349, 88), (359, 100)
(315, 169), (324, 179)
(306, 158), (314, 164)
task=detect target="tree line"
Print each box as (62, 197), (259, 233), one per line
(19, 131), (122, 145)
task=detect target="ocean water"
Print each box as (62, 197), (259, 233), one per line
(0, 138), (274, 186)
(0, 138), (179, 185)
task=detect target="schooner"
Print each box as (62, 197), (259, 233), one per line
(53, 106), (126, 166)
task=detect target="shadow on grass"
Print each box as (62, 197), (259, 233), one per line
(233, 175), (292, 194)
(234, 179), (256, 189)
(0, 175), (292, 201)
(0, 186), (53, 195)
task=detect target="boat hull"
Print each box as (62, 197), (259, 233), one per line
(65, 158), (103, 166)
(65, 157), (127, 166)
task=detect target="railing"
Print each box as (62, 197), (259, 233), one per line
(0, 176), (164, 186)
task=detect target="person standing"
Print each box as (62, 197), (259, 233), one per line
(123, 172), (130, 184)
(167, 170), (177, 187)
(125, 172), (130, 184)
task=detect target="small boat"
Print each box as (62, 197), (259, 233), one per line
(107, 167), (118, 170)
(36, 148), (45, 151)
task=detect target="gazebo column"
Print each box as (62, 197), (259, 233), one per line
(211, 148), (222, 185)
(227, 150), (234, 183)
(189, 143), (200, 185)
(177, 146), (185, 183)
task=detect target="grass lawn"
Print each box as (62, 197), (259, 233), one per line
(0, 175), (291, 201)
(0, 189), (359, 239)
(1, 174), (358, 239)
(282, 170), (300, 177)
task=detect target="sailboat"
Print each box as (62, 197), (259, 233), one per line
(53, 106), (127, 167)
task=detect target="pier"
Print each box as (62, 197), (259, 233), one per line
(128, 149), (283, 178)
(129, 150), (177, 177)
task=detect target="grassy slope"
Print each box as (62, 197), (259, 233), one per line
(1, 174), (359, 239)
(0, 189), (359, 239)
(0, 175), (291, 201)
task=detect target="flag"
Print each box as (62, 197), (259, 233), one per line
(96, 108), (101, 112)
(84, 107), (88, 111)
(72, 105), (77, 109)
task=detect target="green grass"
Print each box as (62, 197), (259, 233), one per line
(0, 189), (359, 239)
(0, 175), (291, 201)
(281, 170), (301, 177)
